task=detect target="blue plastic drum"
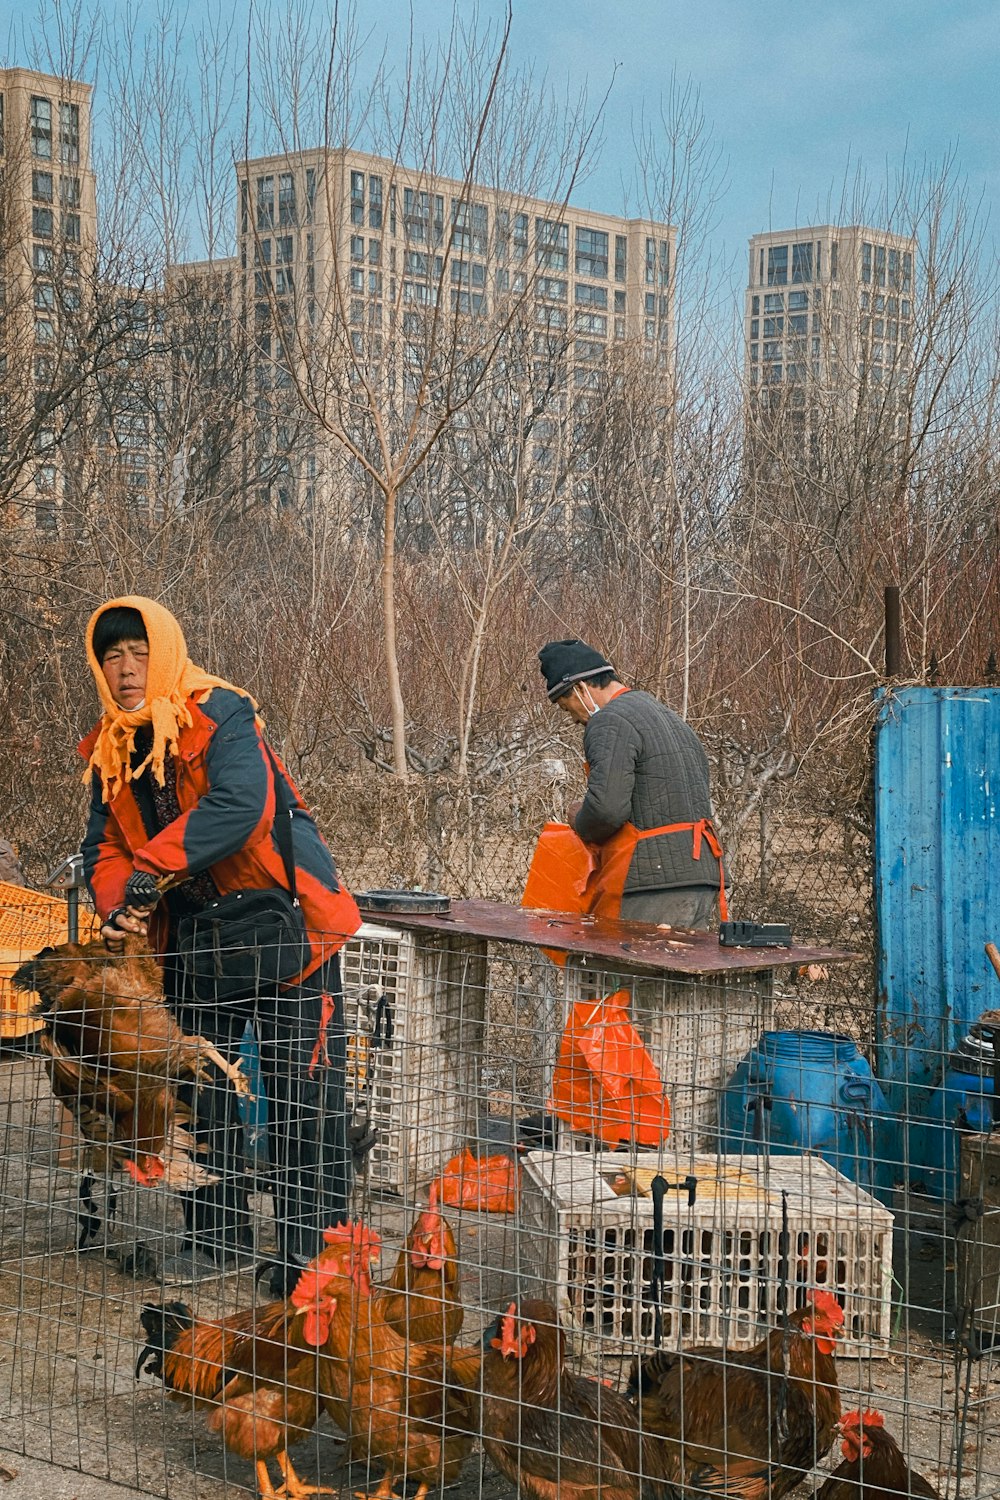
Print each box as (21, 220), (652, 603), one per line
(720, 1029), (887, 1191)
(908, 1031), (995, 1200)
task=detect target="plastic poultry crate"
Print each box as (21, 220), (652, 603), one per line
(341, 921), (487, 1195)
(560, 957), (774, 1152)
(518, 1149), (894, 1360)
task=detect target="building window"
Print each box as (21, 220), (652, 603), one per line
(614, 290), (626, 313)
(278, 172), (296, 226)
(751, 294), (760, 315)
(452, 200), (488, 254)
(59, 102), (80, 164)
(861, 243), (872, 283)
(645, 237), (657, 284)
(830, 241), (838, 280)
(788, 314), (807, 335)
(350, 266), (364, 291)
(275, 235), (293, 265)
(902, 252), (912, 292)
(787, 290), (808, 311)
(791, 242), (813, 283)
(32, 207), (54, 237)
(614, 315), (625, 339)
(257, 175), (274, 229)
(305, 167), (316, 223)
(34, 284), (56, 311)
(451, 259), (485, 288)
(513, 212), (529, 259)
(33, 170), (54, 202)
(31, 97), (52, 158)
(537, 276), (567, 301)
(575, 310), (607, 335)
(61, 211), (81, 243)
(875, 244), (886, 287)
(60, 176), (81, 208)
(368, 239), (381, 265)
(240, 180), (249, 234)
(767, 245), (788, 285)
(369, 174), (383, 229)
(33, 243), (53, 272)
(536, 304), (567, 329)
(575, 226), (608, 278)
(35, 316), (55, 342)
(614, 234), (627, 283)
(536, 218), (568, 270)
(350, 235), (364, 261)
(576, 283), (607, 308)
(350, 170), (365, 226)
(763, 292), (783, 313)
(750, 318), (759, 337)
(763, 318), (783, 338)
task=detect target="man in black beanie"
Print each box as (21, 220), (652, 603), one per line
(538, 639), (725, 927)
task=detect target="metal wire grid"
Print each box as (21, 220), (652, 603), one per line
(0, 922), (996, 1499)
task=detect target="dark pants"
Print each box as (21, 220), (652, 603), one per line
(619, 886), (719, 928)
(172, 955), (351, 1270)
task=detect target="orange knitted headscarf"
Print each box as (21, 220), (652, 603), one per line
(83, 595), (259, 803)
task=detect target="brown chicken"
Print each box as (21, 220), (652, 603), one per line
(629, 1289), (844, 1499)
(313, 1219), (480, 1500)
(14, 936), (246, 1187)
(817, 1409), (942, 1499)
(377, 1185), (464, 1350)
(135, 1223), (374, 1499)
(481, 1297), (668, 1500)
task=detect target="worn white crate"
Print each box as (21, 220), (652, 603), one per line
(341, 922), (486, 1195)
(561, 959), (773, 1151)
(519, 1149), (894, 1359)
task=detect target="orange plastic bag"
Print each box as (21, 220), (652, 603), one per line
(433, 1149), (520, 1214)
(522, 821), (596, 914)
(521, 822), (597, 965)
(549, 991), (671, 1147)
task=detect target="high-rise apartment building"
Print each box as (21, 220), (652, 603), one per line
(230, 147), (676, 512)
(744, 224), (917, 419)
(0, 67), (96, 526)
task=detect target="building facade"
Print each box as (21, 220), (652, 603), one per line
(744, 224), (917, 424)
(0, 67), (97, 527)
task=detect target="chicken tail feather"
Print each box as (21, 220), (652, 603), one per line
(136, 1300), (193, 1380)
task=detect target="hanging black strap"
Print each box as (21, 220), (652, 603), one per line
(263, 743), (299, 906)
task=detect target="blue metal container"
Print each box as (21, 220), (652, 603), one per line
(908, 1030), (995, 1200)
(720, 1029), (887, 1191)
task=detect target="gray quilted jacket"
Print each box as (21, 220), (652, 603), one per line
(573, 689), (720, 893)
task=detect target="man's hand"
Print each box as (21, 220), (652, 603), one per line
(567, 799), (583, 826)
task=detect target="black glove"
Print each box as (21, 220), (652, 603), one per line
(124, 870), (161, 910)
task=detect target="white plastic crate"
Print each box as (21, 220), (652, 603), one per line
(561, 958), (773, 1151)
(341, 922), (487, 1195)
(518, 1149), (894, 1359)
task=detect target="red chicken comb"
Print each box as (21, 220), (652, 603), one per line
(809, 1289), (845, 1324)
(842, 1408), (884, 1431)
(321, 1220), (382, 1259)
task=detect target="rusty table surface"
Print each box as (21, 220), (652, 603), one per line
(356, 898), (858, 977)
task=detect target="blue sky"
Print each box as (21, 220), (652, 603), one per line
(356, 0), (999, 267)
(9, 0), (998, 272)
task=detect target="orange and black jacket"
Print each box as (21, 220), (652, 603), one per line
(80, 688), (360, 981)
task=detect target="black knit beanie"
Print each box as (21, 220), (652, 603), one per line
(539, 639), (614, 702)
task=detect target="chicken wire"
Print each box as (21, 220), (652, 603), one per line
(0, 900), (997, 1500)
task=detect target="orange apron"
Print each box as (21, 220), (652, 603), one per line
(584, 817), (729, 921)
(522, 816), (728, 925)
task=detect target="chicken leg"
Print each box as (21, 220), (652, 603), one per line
(268, 1451), (334, 1499)
(197, 1042), (252, 1097)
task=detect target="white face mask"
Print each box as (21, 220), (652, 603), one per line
(577, 684), (599, 718)
(116, 697), (145, 711)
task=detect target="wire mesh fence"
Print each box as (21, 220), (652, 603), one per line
(0, 906), (997, 1500)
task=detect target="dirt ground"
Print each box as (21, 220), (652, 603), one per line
(1, 1044), (998, 1500)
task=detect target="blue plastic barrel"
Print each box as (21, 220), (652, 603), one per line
(239, 1023), (269, 1164)
(720, 1029), (887, 1191)
(908, 1031), (995, 1200)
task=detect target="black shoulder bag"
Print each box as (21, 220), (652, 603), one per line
(177, 746), (310, 1004)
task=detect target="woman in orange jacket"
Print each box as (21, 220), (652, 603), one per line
(80, 595), (361, 1291)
